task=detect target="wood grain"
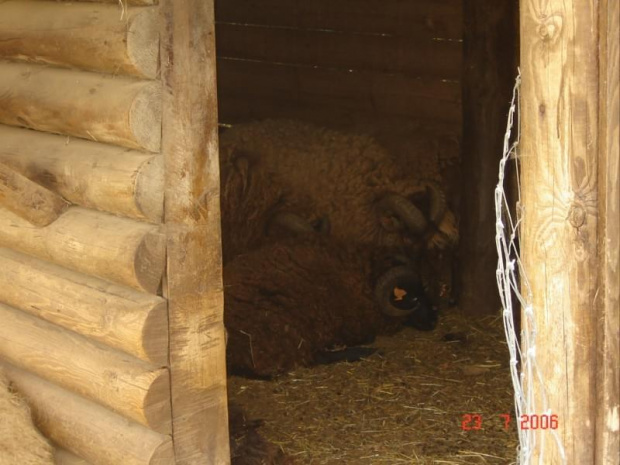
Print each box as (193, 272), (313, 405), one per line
(0, 207), (165, 294)
(4, 364), (173, 465)
(161, 0), (230, 462)
(596, 0), (620, 462)
(0, 161), (68, 227)
(0, 2), (159, 79)
(0, 63), (162, 152)
(216, 23), (462, 80)
(0, 247), (168, 365)
(521, 0), (601, 462)
(0, 304), (171, 433)
(215, 0), (463, 40)
(217, 58), (462, 124)
(458, 0), (518, 316)
(0, 125), (163, 223)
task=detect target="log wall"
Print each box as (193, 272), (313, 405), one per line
(0, 0), (228, 464)
(214, 0), (463, 127)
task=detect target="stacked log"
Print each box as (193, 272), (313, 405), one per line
(0, 1), (187, 464)
(0, 63), (162, 152)
(0, 2), (159, 79)
(0, 126), (163, 222)
(0, 248), (168, 365)
(4, 365), (173, 465)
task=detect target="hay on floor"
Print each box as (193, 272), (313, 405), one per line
(228, 308), (519, 464)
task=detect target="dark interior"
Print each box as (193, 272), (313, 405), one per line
(215, 1), (520, 462)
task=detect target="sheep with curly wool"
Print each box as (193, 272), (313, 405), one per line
(220, 150), (329, 264)
(223, 236), (436, 378)
(219, 119), (459, 259)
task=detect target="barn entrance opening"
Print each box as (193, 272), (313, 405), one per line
(214, 1), (520, 462)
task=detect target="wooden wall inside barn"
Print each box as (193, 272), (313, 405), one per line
(214, 0), (463, 129)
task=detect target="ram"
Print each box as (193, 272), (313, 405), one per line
(219, 119), (459, 259)
(220, 152), (329, 263)
(223, 237), (435, 378)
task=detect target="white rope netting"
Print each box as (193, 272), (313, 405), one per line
(494, 70), (566, 465)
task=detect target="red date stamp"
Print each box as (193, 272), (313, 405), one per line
(461, 413), (558, 431)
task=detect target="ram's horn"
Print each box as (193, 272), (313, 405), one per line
(374, 266), (424, 317)
(377, 194), (427, 235)
(420, 180), (448, 226)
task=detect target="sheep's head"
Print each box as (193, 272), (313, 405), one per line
(376, 180), (459, 256)
(373, 265), (437, 331)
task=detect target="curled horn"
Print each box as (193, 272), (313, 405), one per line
(419, 180), (459, 250)
(374, 266), (422, 318)
(377, 194), (427, 235)
(421, 180), (447, 226)
(267, 211), (316, 236)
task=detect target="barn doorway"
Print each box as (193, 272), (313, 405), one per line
(214, 1), (521, 463)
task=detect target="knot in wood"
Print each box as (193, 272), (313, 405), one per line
(537, 15), (562, 42)
(568, 203), (586, 228)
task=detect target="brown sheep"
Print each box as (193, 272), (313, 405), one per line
(220, 152), (329, 264)
(223, 237), (435, 378)
(219, 119), (458, 257)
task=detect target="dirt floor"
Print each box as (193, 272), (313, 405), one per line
(228, 307), (519, 464)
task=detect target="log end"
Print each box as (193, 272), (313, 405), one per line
(134, 227), (166, 294)
(128, 9), (160, 80)
(130, 83), (162, 153)
(142, 301), (169, 366)
(144, 369), (172, 435)
(135, 155), (164, 223)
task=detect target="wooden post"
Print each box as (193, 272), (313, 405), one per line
(520, 0), (617, 462)
(459, 0), (518, 316)
(596, 0), (619, 462)
(160, 1), (230, 464)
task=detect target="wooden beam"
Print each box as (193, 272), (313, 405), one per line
(11, 0), (156, 4)
(217, 58), (462, 124)
(0, 63), (162, 152)
(0, 2), (159, 79)
(4, 364), (174, 465)
(0, 248), (168, 365)
(0, 304), (171, 433)
(215, 0), (463, 40)
(160, 0), (230, 463)
(0, 161), (68, 227)
(216, 23), (462, 80)
(0, 126), (164, 223)
(0, 207), (165, 294)
(458, 0), (518, 316)
(596, 0), (619, 462)
(520, 0), (601, 462)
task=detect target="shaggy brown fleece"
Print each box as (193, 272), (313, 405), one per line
(0, 368), (54, 465)
(224, 237), (395, 378)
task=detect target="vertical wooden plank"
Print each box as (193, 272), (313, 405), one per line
(596, 0), (619, 463)
(459, 0), (518, 316)
(520, 0), (600, 462)
(160, 1), (230, 464)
